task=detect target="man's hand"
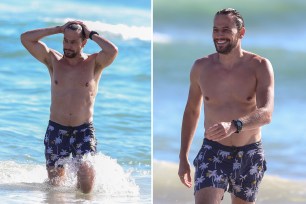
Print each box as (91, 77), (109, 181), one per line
(78, 22), (91, 39)
(205, 121), (235, 141)
(178, 159), (192, 188)
(60, 21), (74, 33)
(60, 20), (91, 38)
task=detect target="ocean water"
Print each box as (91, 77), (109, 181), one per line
(154, 0), (306, 203)
(0, 0), (151, 203)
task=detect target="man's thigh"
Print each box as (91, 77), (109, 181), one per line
(195, 187), (225, 204)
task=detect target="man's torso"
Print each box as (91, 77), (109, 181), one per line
(197, 51), (263, 146)
(48, 52), (100, 126)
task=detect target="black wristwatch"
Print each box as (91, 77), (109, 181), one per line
(233, 119), (243, 133)
(89, 31), (99, 40)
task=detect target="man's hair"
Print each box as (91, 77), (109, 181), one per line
(215, 8), (245, 30)
(65, 23), (86, 40)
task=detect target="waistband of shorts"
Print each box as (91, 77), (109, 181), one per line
(203, 138), (263, 151)
(48, 120), (94, 130)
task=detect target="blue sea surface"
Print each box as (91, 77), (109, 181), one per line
(0, 0), (151, 203)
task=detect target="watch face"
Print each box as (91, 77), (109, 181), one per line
(233, 120), (243, 133)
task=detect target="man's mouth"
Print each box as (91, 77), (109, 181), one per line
(215, 39), (228, 45)
(64, 49), (73, 52)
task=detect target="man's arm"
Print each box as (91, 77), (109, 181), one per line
(178, 61), (203, 188)
(80, 22), (118, 72)
(20, 26), (62, 67)
(206, 58), (274, 141)
(239, 58), (274, 129)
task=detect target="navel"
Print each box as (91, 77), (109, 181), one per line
(204, 96), (210, 101)
(85, 82), (89, 87)
(54, 80), (58, 85)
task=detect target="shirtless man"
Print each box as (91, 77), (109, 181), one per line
(21, 20), (118, 193)
(178, 8), (274, 204)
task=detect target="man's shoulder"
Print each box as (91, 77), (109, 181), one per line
(243, 51), (271, 67)
(49, 49), (62, 58)
(190, 54), (215, 78)
(193, 53), (216, 69)
(243, 51), (273, 78)
(46, 49), (63, 67)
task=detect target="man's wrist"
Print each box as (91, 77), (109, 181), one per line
(57, 25), (64, 33)
(179, 153), (189, 161)
(89, 31), (99, 40)
(232, 119), (243, 133)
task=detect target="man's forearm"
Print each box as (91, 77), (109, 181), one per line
(91, 34), (118, 56)
(179, 109), (200, 160)
(239, 107), (272, 131)
(21, 26), (61, 42)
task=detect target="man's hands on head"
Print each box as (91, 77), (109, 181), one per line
(60, 20), (92, 39)
(78, 22), (91, 39)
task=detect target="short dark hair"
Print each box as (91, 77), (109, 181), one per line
(65, 23), (86, 40)
(215, 8), (244, 30)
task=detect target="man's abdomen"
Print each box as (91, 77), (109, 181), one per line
(50, 91), (95, 126)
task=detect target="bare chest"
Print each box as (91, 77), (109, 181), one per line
(199, 66), (257, 104)
(51, 61), (96, 89)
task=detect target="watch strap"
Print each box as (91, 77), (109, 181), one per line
(89, 31), (99, 40)
(233, 119), (243, 133)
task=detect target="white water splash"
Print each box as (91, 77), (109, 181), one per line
(0, 153), (139, 197)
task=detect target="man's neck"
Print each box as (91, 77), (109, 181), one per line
(217, 48), (244, 69)
(64, 53), (86, 66)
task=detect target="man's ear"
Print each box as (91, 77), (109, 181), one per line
(82, 39), (87, 48)
(239, 27), (245, 38)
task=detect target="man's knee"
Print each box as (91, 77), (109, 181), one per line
(231, 194), (255, 204)
(77, 162), (95, 193)
(47, 167), (65, 186)
(195, 187), (224, 204)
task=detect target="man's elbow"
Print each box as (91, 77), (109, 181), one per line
(109, 46), (118, 63)
(20, 32), (29, 46)
(112, 45), (119, 58)
(20, 32), (26, 44)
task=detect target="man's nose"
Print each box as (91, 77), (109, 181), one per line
(66, 43), (73, 49)
(215, 31), (225, 37)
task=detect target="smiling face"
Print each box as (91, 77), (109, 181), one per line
(63, 28), (86, 58)
(213, 14), (245, 54)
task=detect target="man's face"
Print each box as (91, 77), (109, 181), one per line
(212, 14), (243, 54)
(63, 29), (85, 58)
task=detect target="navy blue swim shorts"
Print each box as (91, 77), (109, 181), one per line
(193, 138), (267, 202)
(44, 120), (97, 168)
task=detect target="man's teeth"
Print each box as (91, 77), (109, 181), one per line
(217, 40), (226, 44)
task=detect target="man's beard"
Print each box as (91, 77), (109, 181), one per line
(63, 49), (77, 58)
(214, 39), (237, 54)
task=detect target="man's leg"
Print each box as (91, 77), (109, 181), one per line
(77, 162), (95, 194)
(73, 122), (97, 194)
(231, 194), (255, 204)
(47, 167), (65, 186)
(195, 187), (225, 204)
(44, 121), (71, 186)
